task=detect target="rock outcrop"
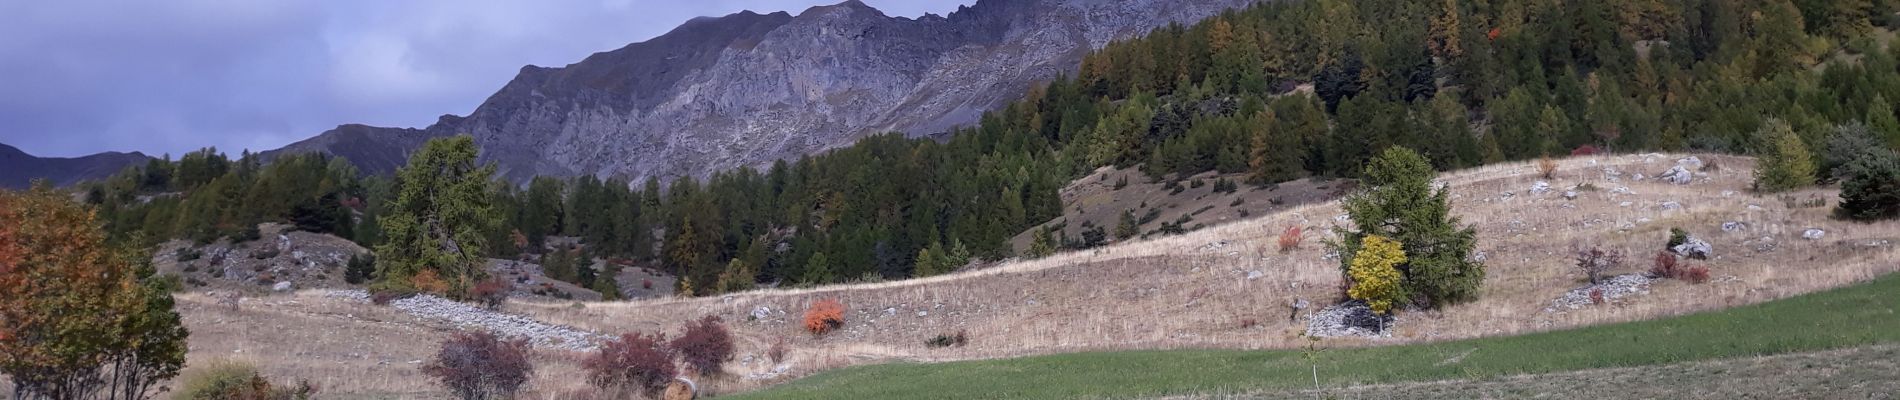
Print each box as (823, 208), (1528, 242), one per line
(266, 0), (1257, 183)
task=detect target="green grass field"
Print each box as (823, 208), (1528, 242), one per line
(732, 273), (1900, 399)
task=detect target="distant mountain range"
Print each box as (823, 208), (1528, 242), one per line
(0, 143), (150, 189)
(5, 0), (1254, 187)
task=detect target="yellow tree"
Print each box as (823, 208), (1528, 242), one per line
(1347, 235), (1406, 314)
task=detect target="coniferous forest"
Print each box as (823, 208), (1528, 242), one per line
(78, 0), (1900, 297)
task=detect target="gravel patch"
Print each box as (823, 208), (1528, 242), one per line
(1544, 274), (1654, 312)
(326, 290), (605, 351)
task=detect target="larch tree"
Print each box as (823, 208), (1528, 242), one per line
(373, 136), (500, 299)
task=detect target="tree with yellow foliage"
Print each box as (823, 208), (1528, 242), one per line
(1347, 235), (1406, 314)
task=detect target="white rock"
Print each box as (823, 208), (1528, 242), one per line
(272, 281), (293, 292)
(1563, 190), (1579, 200)
(1748, 204), (1765, 211)
(1673, 237), (1713, 259)
(916, 310), (928, 317)
(1619, 201), (1634, 207)
(1658, 165), (1693, 185)
(1530, 181), (1552, 195)
(1676, 156), (1703, 170)
(1246, 270), (1264, 280)
(1722, 222), (1747, 232)
(1632, 173), (1646, 181)
(1803, 229), (1826, 240)
(1661, 201), (1683, 210)
(750, 306), (771, 320)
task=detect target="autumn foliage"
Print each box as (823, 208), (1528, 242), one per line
(423, 331), (534, 400)
(585, 332), (677, 397)
(670, 316), (736, 376)
(1276, 226), (1303, 252)
(804, 298), (846, 335)
(1346, 235), (1406, 314)
(0, 186), (189, 400)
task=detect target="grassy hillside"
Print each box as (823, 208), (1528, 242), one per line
(734, 268), (1900, 399)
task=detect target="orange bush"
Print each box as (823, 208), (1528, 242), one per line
(1276, 226), (1303, 253)
(803, 298), (845, 335)
(411, 269), (450, 295)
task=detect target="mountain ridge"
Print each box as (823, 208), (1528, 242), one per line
(0, 142), (151, 189)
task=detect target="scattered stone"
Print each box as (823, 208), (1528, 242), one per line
(1619, 201), (1634, 207)
(1245, 270), (1264, 280)
(1306, 301), (1393, 338)
(1631, 173), (1646, 181)
(1673, 237), (1713, 259)
(325, 290), (603, 351)
(1530, 181), (1552, 195)
(1563, 190), (1579, 200)
(750, 306), (771, 320)
(1747, 204), (1765, 211)
(1610, 186), (1634, 195)
(1721, 190), (1736, 197)
(1803, 229), (1826, 240)
(272, 281), (293, 292)
(1661, 201), (1683, 210)
(1545, 274), (1653, 312)
(916, 310), (928, 317)
(1722, 222), (1747, 232)
(1676, 156), (1704, 170)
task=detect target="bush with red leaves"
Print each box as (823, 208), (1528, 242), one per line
(1588, 287), (1606, 305)
(469, 278), (510, 310)
(422, 331), (535, 400)
(1571, 145), (1601, 156)
(1649, 251), (1712, 284)
(804, 298), (845, 335)
(1682, 266), (1711, 284)
(584, 332), (677, 397)
(1276, 226), (1303, 253)
(670, 316), (735, 376)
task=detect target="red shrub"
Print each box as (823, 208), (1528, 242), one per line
(584, 332), (677, 397)
(1682, 266), (1711, 284)
(804, 298), (845, 335)
(642, 279), (654, 290)
(422, 331), (535, 400)
(670, 316), (735, 376)
(1588, 288), (1606, 305)
(1570, 145), (1602, 156)
(469, 278), (510, 310)
(1276, 226), (1304, 252)
(1649, 251), (1681, 279)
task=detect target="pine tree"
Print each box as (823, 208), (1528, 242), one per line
(1333, 146), (1485, 308)
(1115, 210), (1140, 240)
(800, 252), (834, 286)
(1836, 149), (1900, 221)
(372, 136), (499, 299)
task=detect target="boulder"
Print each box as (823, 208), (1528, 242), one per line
(1563, 190), (1579, 200)
(272, 281), (294, 292)
(1676, 156), (1704, 170)
(1530, 181), (1552, 195)
(1658, 165), (1693, 185)
(1803, 229), (1826, 240)
(1672, 237), (1713, 260)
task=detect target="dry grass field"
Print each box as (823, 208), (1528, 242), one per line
(30, 153), (1893, 399)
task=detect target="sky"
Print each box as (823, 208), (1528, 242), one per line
(0, 0), (976, 158)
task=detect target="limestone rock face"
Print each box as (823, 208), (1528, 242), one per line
(265, 0), (1257, 183)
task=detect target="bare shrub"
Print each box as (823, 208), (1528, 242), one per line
(1276, 226), (1303, 253)
(803, 298), (845, 335)
(1573, 246), (1624, 285)
(585, 332), (676, 397)
(767, 338), (789, 364)
(670, 316), (735, 376)
(422, 331), (535, 400)
(1588, 287), (1606, 305)
(1537, 156), (1559, 179)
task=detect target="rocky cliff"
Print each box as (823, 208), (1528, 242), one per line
(269, 0), (1257, 183)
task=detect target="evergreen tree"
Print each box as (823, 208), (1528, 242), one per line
(372, 136), (498, 299)
(1333, 147), (1485, 308)
(1753, 119), (1818, 193)
(1836, 149), (1900, 221)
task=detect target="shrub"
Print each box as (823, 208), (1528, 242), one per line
(1112, 175), (1129, 190)
(767, 338), (789, 364)
(422, 331), (534, 400)
(1588, 287), (1606, 305)
(1649, 251), (1682, 279)
(469, 278), (510, 310)
(1277, 226), (1303, 253)
(1835, 149), (1900, 221)
(1666, 228), (1689, 250)
(1682, 265), (1712, 284)
(925, 330), (969, 348)
(1346, 235), (1406, 314)
(1573, 246), (1624, 285)
(176, 361), (318, 400)
(411, 269), (451, 295)
(671, 316), (736, 376)
(1536, 156), (1558, 179)
(804, 298), (846, 335)
(585, 332), (677, 397)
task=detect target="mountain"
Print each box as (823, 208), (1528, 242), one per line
(0, 143), (151, 189)
(268, 0), (1255, 183)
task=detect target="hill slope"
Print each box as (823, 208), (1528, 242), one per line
(0, 142), (150, 189)
(265, 0), (1256, 183)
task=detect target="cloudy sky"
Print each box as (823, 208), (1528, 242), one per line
(0, 0), (974, 158)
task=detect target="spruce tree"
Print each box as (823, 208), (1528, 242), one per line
(1837, 149), (1900, 221)
(1333, 146), (1485, 309)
